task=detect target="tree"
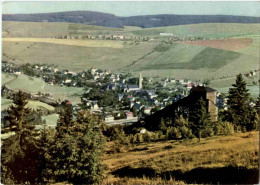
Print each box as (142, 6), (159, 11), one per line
(6, 90), (33, 131)
(189, 97), (211, 141)
(227, 73), (250, 130)
(1, 90), (41, 184)
(56, 102), (73, 136)
(42, 111), (105, 184)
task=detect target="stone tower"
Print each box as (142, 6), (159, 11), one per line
(139, 73), (143, 89)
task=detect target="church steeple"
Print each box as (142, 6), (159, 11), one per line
(139, 73), (143, 89)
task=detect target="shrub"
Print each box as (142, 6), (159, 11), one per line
(143, 133), (151, 143)
(136, 134), (144, 143)
(213, 121), (234, 136)
(166, 127), (181, 140)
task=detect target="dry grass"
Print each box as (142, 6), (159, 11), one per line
(103, 131), (259, 184)
(2, 38), (124, 48)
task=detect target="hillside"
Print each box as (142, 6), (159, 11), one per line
(2, 21), (124, 38)
(2, 21), (259, 97)
(2, 73), (85, 104)
(103, 131), (259, 184)
(3, 11), (260, 28)
(131, 23), (260, 38)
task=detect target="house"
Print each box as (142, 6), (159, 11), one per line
(92, 102), (99, 110)
(54, 68), (59, 73)
(118, 94), (125, 101)
(14, 69), (21, 75)
(250, 71), (256, 76)
(144, 106), (152, 115)
(178, 79), (185, 84)
(104, 114), (115, 122)
(127, 85), (140, 91)
(64, 79), (72, 84)
(132, 103), (143, 110)
(148, 91), (158, 99)
(187, 83), (193, 89)
(126, 112), (134, 119)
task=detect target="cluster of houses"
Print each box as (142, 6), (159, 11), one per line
(2, 61), (236, 125)
(54, 34), (150, 41)
(2, 62), (21, 75)
(245, 70), (257, 77)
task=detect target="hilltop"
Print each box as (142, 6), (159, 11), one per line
(3, 11), (260, 28)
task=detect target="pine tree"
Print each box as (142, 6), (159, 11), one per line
(1, 90), (41, 184)
(189, 97), (211, 141)
(227, 73), (250, 130)
(43, 111), (105, 184)
(56, 102), (73, 136)
(6, 90), (33, 131)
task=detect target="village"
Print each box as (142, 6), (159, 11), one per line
(2, 61), (246, 129)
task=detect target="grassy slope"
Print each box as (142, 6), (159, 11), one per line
(1, 97), (55, 111)
(132, 23), (260, 38)
(42, 114), (59, 127)
(3, 38), (124, 48)
(3, 73), (85, 104)
(103, 131), (259, 184)
(2, 22), (259, 87)
(135, 46), (240, 70)
(2, 41), (158, 72)
(2, 21), (124, 38)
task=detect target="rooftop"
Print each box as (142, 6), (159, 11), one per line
(191, 86), (217, 92)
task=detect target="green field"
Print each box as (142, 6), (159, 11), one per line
(213, 86), (259, 98)
(1, 97), (55, 111)
(2, 40), (158, 72)
(2, 73), (85, 104)
(42, 114), (59, 127)
(2, 21), (125, 38)
(2, 21), (260, 88)
(131, 23), (260, 38)
(132, 45), (240, 71)
(1, 73), (16, 85)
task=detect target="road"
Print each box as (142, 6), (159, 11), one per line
(105, 117), (138, 125)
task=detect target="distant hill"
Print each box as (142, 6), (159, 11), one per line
(3, 11), (260, 28)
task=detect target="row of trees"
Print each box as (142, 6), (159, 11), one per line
(1, 91), (105, 184)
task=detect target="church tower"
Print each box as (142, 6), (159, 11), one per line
(139, 73), (143, 89)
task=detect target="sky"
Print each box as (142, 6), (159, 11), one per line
(2, 1), (260, 17)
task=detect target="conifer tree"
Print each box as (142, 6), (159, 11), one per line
(227, 73), (250, 130)
(6, 90), (33, 131)
(56, 101), (73, 136)
(43, 111), (105, 184)
(189, 97), (211, 141)
(1, 90), (41, 184)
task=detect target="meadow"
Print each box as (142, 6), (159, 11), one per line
(2, 21), (260, 90)
(2, 21), (124, 38)
(2, 73), (85, 104)
(131, 23), (260, 38)
(103, 131), (259, 184)
(1, 97), (55, 111)
(42, 114), (59, 127)
(2, 38), (124, 48)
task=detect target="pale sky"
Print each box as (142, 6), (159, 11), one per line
(2, 1), (260, 17)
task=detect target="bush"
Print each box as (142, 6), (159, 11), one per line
(213, 121), (234, 136)
(143, 133), (151, 143)
(136, 134), (144, 143)
(166, 127), (181, 140)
